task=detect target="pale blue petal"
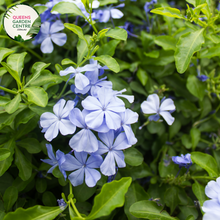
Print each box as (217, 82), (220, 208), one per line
(74, 151), (88, 164)
(82, 96), (102, 110)
(51, 33), (67, 46)
(69, 108), (86, 128)
(100, 152), (116, 176)
(122, 109), (138, 125)
(159, 98), (175, 111)
(113, 132), (131, 150)
(95, 141), (109, 155)
(85, 168), (101, 187)
(44, 122), (59, 141)
(53, 99), (66, 117)
(61, 100), (75, 118)
(50, 20), (64, 34)
(100, 10), (110, 22)
(123, 124), (137, 145)
(68, 168), (85, 186)
(148, 114), (160, 122)
(141, 94), (159, 114)
(59, 119), (76, 135)
(46, 144), (56, 161)
(41, 158), (56, 166)
(86, 155), (103, 168)
(40, 112), (57, 128)
(92, 120), (110, 133)
(159, 111), (175, 125)
(85, 110), (104, 129)
(40, 21), (50, 34)
(41, 37), (54, 53)
(80, 64), (97, 72)
(113, 151), (126, 168)
(60, 66), (76, 76)
(110, 9), (123, 19)
(205, 181), (220, 199)
(98, 130), (114, 147)
(47, 164), (58, 173)
(75, 73), (90, 90)
(62, 154), (82, 171)
(105, 111), (121, 130)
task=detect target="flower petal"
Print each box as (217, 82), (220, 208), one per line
(69, 108), (86, 128)
(75, 73), (90, 90)
(68, 168), (85, 186)
(113, 132), (131, 150)
(100, 152), (116, 176)
(123, 124), (137, 145)
(44, 122), (59, 141)
(40, 21), (50, 34)
(82, 96), (102, 110)
(60, 66), (76, 76)
(51, 33), (67, 46)
(160, 98), (175, 111)
(86, 155), (103, 168)
(113, 150), (126, 168)
(74, 151), (88, 164)
(41, 37), (54, 54)
(53, 99), (66, 117)
(141, 94), (160, 114)
(50, 20), (64, 34)
(85, 168), (101, 187)
(40, 112), (57, 128)
(159, 111), (175, 125)
(59, 119), (76, 135)
(110, 9), (123, 19)
(85, 110), (104, 129)
(105, 111), (121, 130)
(98, 130), (114, 148)
(62, 154), (82, 171)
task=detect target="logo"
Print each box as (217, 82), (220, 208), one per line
(3, 4), (41, 42)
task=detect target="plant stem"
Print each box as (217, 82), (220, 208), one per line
(69, 182), (83, 219)
(0, 86), (17, 95)
(0, 35), (43, 61)
(57, 82), (68, 100)
(191, 176), (216, 180)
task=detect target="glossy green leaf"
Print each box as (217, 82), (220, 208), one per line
(0, 149), (10, 161)
(129, 200), (178, 219)
(5, 93), (21, 114)
(191, 152), (219, 177)
(1, 62), (21, 86)
(124, 148), (144, 166)
(77, 35), (91, 64)
(99, 0), (117, 6)
(165, 187), (179, 214)
(52, 2), (87, 19)
(17, 138), (41, 154)
(151, 7), (186, 19)
(61, 58), (77, 66)
(36, 178), (47, 193)
(154, 36), (177, 50)
(105, 28), (127, 41)
(186, 75), (206, 100)
(200, 45), (220, 58)
(42, 191), (57, 206)
(15, 146), (32, 181)
(0, 139), (15, 176)
(192, 181), (206, 207)
(94, 55), (120, 73)
(97, 40), (120, 56)
(175, 29), (205, 73)
(136, 68), (148, 86)
(64, 23), (87, 43)
(3, 186), (18, 212)
(2, 205), (64, 220)
(24, 87), (48, 107)
(0, 67), (7, 76)
(185, 215), (195, 220)
(181, 134), (192, 149)
(130, 81), (147, 96)
(144, 51), (159, 58)
(190, 128), (200, 150)
(86, 177), (132, 219)
(124, 182), (150, 220)
(0, 48), (14, 62)
(25, 62), (50, 87)
(7, 52), (27, 78)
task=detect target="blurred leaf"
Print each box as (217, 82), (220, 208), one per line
(165, 187), (179, 214)
(124, 148), (143, 166)
(42, 191), (57, 206)
(175, 29), (205, 73)
(191, 152), (219, 177)
(151, 7), (186, 19)
(137, 68), (148, 86)
(130, 81), (147, 96)
(3, 186), (18, 212)
(154, 36), (177, 51)
(190, 128), (200, 150)
(17, 138), (41, 154)
(86, 177), (132, 219)
(0, 48), (14, 62)
(77, 35), (91, 64)
(0, 149), (10, 161)
(98, 40), (120, 56)
(192, 180), (206, 207)
(105, 28), (128, 41)
(5, 93), (21, 114)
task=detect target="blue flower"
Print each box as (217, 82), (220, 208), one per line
(96, 130), (131, 176)
(41, 144), (67, 178)
(172, 153), (192, 168)
(197, 75), (208, 82)
(82, 87), (125, 132)
(69, 108), (99, 153)
(62, 152), (103, 187)
(119, 22), (138, 38)
(40, 99), (76, 141)
(144, 0), (157, 14)
(202, 177), (220, 220)
(33, 20), (67, 53)
(94, 4), (124, 23)
(59, 64), (97, 90)
(141, 94), (176, 125)
(117, 109), (138, 145)
(57, 198), (66, 210)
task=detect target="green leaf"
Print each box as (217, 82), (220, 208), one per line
(3, 186), (18, 212)
(0, 67), (7, 76)
(99, 0), (117, 6)
(154, 36), (177, 50)
(52, 2), (87, 20)
(181, 134), (192, 149)
(191, 152), (219, 177)
(2, 205), (64, 220)
(200, 45), (220, 58)
(7, 52), (27, 78)
(42, 191), (57, 206)
(23, 87), (48, 107)
(15, 108), (36, 128)
(0, 149), (10, 161)
(0, 139), (15, 176)
(77, 35), (91, 64)
(124, 182), (150, 220)
(61, 58), (77, 66)
(144, 51), (160, 58)
(192, 181), (206, 207)
(97, 40), (120, 56)
(190, 128), (200, 150)
(174, 29), (205, 73)
(5, 93), (21, 114)
(151, 7), (186, 19)
(94, 55), (120, 73)
(15, 146), (32, 181)
(36, 178), (47, 193)
(105, 28), (128, 41)
(186, 75), (206, 100)
(130, 81), (147, 96)
(25, 62), (50, 88)
(185, 216), (195, 220)
(136, 68), (148, 86)
(0, 48), (14, 62)
(129, 200), (178, 220)
(124, 148), (143, 166)
(165, 187), (179, 214)
(64, 23), (87, 43)
(17, 138), (41, 154)
(86, 177), (132, 219)
(1, 62), (21, 86)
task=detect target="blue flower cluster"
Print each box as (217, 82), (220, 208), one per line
(202, 177), (220, 220)
(172, 153), (192, 168)
(40, 58), (138, 187)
